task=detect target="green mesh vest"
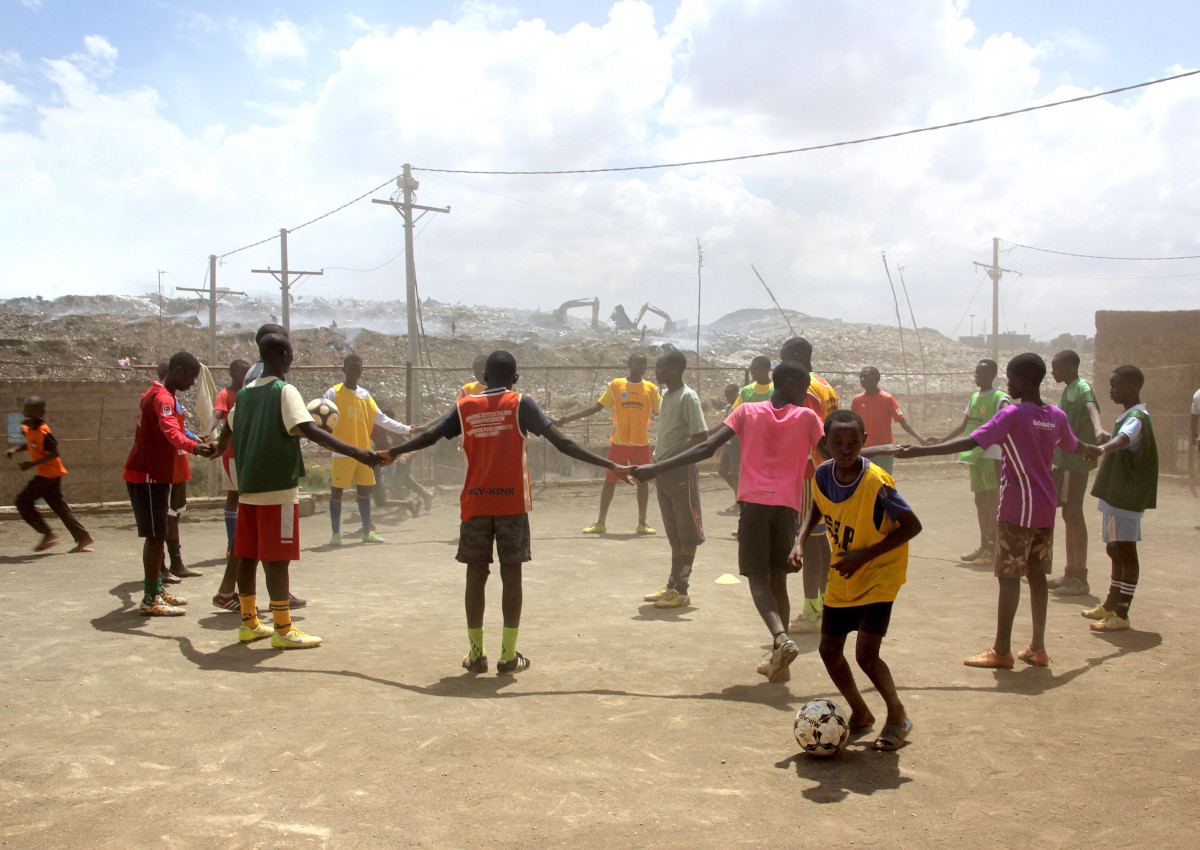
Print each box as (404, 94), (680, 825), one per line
(232, 379), (305, 495)
(1091, 409), (1157, 512)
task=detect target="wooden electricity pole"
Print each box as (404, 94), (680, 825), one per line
(178, 254), (246, 368)
(372, 164), (450, 423)
(251, 228), (323, 335)
(972, 237), (1018, 365)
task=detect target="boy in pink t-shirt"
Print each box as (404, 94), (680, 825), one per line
(894, 353), (1096, 668)
(633, 362), (823, 682)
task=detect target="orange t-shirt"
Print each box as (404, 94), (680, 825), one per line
(23, 422), (67, 478)
(457, 391), (532, 520)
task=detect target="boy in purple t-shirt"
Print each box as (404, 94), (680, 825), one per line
(893, 353), (1097, 668)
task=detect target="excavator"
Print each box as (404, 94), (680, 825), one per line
(540, 297), (600, 329)
(611, 302), (676, 332)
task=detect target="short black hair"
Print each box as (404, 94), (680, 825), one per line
(628, 351), (648, 365)
(258, 333), (291, 363)
(1053, 350), (1081, 368)
(168, 351), (201, 377)
(1007, 352), (1046, 384)
(344, 354), (363, 367)
(750, 355), (772, 370)
(658, 349), (687, 372)
(24, 395), (45, 410)
(978, 359), (998, 373)
(781, 337), (812, 364)
(860, 365), (880, 378)
(772, 361), (810, 394)
(255, 323), (286, 343)
(1112, 364), (1145, 390)
(825, 408), (865, 436)
(230, 359), (250, 373)
(485, 350), (518, 385)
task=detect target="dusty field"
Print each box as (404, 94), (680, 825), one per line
(1, 464), (1198, 849)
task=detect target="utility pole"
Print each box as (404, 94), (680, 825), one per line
(972, 237), (1018, 364)
(156, 269), (168, 355)
(373, 164), (450, 423)
(695, 239), (703, 396)
(251, 228), (323, 335)
(178, 254), (246, 368)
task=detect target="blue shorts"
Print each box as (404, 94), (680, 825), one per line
(1098, 500), (1142, 543)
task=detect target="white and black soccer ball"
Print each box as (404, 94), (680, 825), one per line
(307, 398), (339, 432)
(793, 699), (850, 757)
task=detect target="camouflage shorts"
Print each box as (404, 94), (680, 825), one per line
(994, 521), (1053, 579)
(456, 514), (531, 567)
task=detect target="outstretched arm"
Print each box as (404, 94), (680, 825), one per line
(931, 413), (969, 445)
(898, 418), (928, 445)
(896, 435), (978, 458)
(542, 425), (629, 478)
(632, 425), (735, 481)
(299, 422), (381, 466)
(553, 402), (604, 428)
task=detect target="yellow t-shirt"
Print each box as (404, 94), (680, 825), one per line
(807, 373), (839, 420)
(813, 460), (908, 607)
(326, 383), (379, 453)
(597, 378), (660, 446)
(460, 380), (484, 397)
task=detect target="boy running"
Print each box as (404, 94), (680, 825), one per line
(6, 396), (94, 553)
(379, 350), (633, 674)
(323, 354), (412, 545)
(896, 353), (1096, 668)
(793, 409), (922, 750)
(217, 334), (381, 649)
(633, 362), (822, 680)
(850, 366), (928, 475)
(929, 360), (1009, 565)
(1080, 365), (1158, 632)
(639, 349), (707, 608)
(124, 352), (215, 616)
(1047, 350), (1106, 597)
(554, 351), (660, 536)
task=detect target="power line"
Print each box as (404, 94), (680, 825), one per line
(1002, 239), (1200, 261)
(416, 69), (1200, 176)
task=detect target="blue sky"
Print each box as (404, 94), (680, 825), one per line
(2, 0), (1198, 339)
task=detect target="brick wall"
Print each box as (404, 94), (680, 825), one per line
(1093, 310), (1200, 474)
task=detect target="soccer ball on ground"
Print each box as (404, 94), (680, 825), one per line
(793, 699), (850, 757)
(307, 398), (339, 432)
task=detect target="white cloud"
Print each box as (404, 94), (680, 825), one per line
(2, 2), (1198, 340)
(245, 20), (308, 65)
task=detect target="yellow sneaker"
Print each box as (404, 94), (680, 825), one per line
(238, 622), (273, 642)
(582, 522), (607, 534)
(271, 628), (323, 649)
(653, 588), (690, 608)
(1090, 612), (1130, 632)
(643, 585), (670, 602)
(635, 522), (656, 535)
(1081, 603), (1111, 620)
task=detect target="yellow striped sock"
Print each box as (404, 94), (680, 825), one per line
(271, 600), (291, 633)
(239, 594), (259, 629)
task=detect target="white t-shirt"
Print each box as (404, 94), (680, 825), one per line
(1191, 388), (1200, 416)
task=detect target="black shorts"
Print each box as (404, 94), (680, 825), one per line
(737, 502), (798, 575)
(456, 514), (532, 566)
(821, 601), (895, 637)
(127, 481), (171, 539)
(655, 465), (705, 548)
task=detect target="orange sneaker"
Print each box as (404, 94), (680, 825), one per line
(964, 648), (1014, 669)
(1016, 647), (1050, 666)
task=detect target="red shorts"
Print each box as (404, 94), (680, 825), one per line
(605, 444), (652, 482)
(234, 503), (300, 562)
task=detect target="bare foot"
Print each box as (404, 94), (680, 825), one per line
(848, 711), (875, 732)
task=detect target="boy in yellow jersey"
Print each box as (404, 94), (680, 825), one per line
(792, 409), (922, 751)
(781, 336), (838, 634)
(554, 351), (660, 535)
(323, 354), (412, 545)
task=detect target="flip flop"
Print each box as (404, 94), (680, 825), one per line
(873, 717), (912, 751)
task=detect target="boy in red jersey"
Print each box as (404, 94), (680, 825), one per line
(124, 352), (216, 616)
(381, 350), (633, 675)
(6, 396), (94, 553)
(850, 366), (928, 475)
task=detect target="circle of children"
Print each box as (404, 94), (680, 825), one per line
(10, 323), (1157, 751)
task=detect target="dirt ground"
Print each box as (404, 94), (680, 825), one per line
(1, 463), (1198, 849)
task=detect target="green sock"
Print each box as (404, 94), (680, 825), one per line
(143, 577), (162, 602)
(467, 627), (485, 660)
(803, 597), (824, 623)
(500, 627), (519, 662)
